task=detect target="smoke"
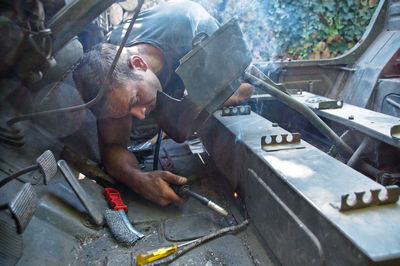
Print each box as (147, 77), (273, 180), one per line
(192, 0), (316, 61)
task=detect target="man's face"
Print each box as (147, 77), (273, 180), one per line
(104, 73), (161, 119)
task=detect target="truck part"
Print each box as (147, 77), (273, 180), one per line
(221, 105), (251, 116)
(8, 183), (38, 234)
(57, 160), (103, 226)
(200, 110), (400, 265)
(0, 150), (57, 187)
(244, 66), (354, 158)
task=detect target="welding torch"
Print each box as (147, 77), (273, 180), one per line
(172, 184), (228, 216)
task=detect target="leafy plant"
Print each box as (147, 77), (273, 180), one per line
(194, 0), (378, 60)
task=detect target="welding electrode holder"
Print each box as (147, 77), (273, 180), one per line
(171, 184), (228, 216)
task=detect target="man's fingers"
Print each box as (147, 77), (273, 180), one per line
(161, 171), (187, 185)
(165, 187), (186, 205)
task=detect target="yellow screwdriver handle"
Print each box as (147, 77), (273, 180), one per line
(136, 244), (178, 265)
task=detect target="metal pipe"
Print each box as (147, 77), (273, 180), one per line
(347, 137), (370, 167)
(244, 68), (354, 158)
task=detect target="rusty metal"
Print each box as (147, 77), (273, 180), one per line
(221, 105), (251, 116)
(331, 185), (400, 212)
(261, 133), (305, 152)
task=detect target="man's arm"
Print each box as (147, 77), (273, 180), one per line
(223, 82), (254, 107)
(98, 116), (186, 206)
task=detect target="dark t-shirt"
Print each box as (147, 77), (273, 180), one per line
(107, 0), (220, 98)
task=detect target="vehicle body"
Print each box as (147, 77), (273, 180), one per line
(0, 0), (399, 265)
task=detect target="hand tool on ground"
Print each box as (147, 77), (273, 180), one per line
(172, 184), (228, 217)
(0, 150), (57, 187)
(136, 220), (249, 265)
(136, 239), (198, 265)
(104, 188), (144, 245)
(58, 160), (103, 226)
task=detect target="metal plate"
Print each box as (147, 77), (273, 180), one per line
(164, 213), (217, 241)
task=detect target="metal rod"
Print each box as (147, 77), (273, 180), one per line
(7, 0), (145, 126)
(153, 129), (163, 170)
(244, 67), (354, 158)
(185, 190), (228, 216)
(347, 137), (370, 167)
(57, 160), (103, 226)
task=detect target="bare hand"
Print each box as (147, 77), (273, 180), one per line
(134, 171), (187, 206)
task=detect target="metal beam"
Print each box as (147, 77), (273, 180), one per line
(200, 110), (400, 265)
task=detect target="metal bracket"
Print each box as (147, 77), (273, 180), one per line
(261, 133), (305, 152)
(305, 98), (343, 110)
(331, 185), (400, 212)
(221, 105), (251, 116)
(391, 125), (400, 140)
(287, 89), (303, 95)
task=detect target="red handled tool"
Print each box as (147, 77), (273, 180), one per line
(104, 188), (144, 245)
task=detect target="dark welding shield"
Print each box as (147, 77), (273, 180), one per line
(152, 18), (252, 143)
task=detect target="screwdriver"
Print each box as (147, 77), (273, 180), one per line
(136, 239), (197, 265)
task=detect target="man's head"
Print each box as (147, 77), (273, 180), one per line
(73, 43), (161, 119)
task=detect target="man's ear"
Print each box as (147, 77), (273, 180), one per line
(129, 55), (148, 71)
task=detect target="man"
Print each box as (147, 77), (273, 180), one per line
(73, 0), (253, 206)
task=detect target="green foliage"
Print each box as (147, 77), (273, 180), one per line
(194, 0), (379, 60)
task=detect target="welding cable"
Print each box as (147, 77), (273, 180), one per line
(244, 69), (354, 158)
(6, 0), (145, 127)
(0, 165), (38, 188)
(145, 220), (249, 266)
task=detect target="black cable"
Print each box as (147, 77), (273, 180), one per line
(0, 165), (38, 188)
(153, 129), (163, 170)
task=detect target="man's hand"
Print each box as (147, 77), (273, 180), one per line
(134, 171), (187, 206)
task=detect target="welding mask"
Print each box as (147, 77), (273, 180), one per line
(152, 18), (252, 143)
